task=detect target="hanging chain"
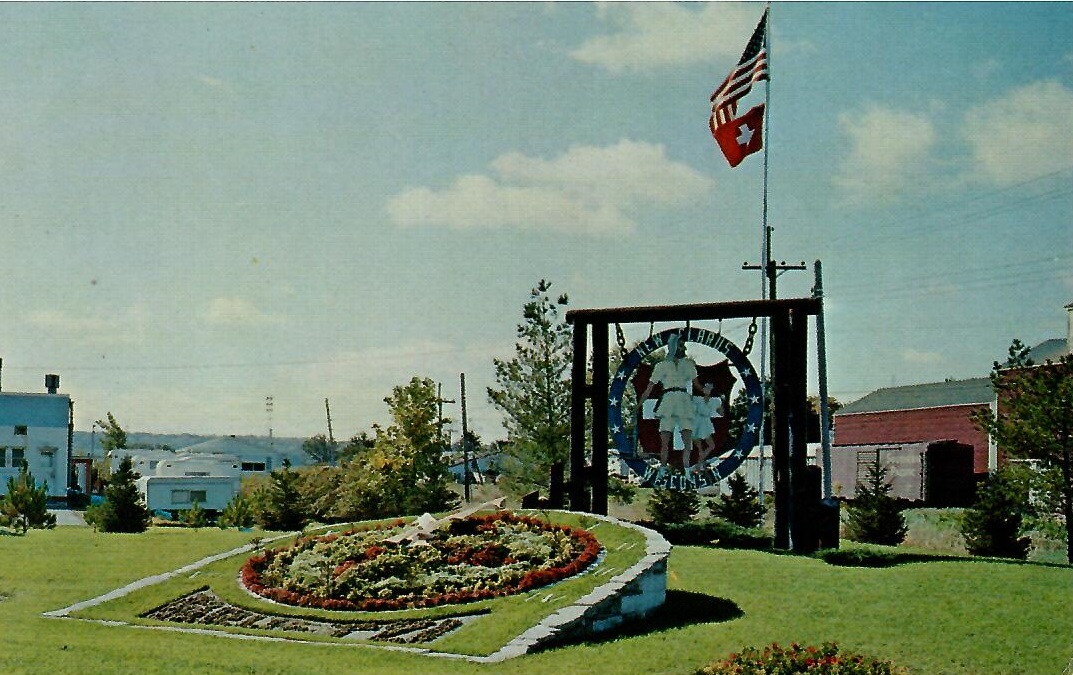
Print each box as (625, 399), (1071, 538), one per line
(614, 322), (628, 360)
(742, 317), (759, 356)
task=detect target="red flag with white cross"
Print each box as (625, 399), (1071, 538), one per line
(711, 104), (765, 168)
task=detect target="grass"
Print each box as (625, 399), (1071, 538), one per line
(1, 511), (1070, 675)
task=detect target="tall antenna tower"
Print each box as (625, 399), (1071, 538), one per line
(265, 395), (274, 448)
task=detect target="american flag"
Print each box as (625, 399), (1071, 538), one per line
(710, 10), (769, 127)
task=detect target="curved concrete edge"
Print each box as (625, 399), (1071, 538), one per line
(476, 511), (670, 663)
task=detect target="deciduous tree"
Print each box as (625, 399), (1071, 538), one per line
(972, 339), (1073, 564)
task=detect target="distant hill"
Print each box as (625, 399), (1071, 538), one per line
(71, 431), (305, 458)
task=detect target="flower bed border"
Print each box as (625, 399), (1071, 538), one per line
(241, 512), (602, 612)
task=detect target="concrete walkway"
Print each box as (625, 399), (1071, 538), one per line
(48, 508), (87, 526)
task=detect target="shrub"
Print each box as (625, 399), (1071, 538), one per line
(845, 460), (907, 546)
(0, 465), (56, 533)
(961, 465), (1033, 560)
(819, 547), (901, 568)
(84, 456), (150, 533)
(647, 486), (700, 526)
(218, 492), (256, 529)
(696, 642), (908, 675)
(708, 473), (766, 528)
(184, 501), (209, 529)
(653, 518), (772, 550)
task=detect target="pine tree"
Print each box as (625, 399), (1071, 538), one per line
(85, 456), (150, 533)
(960, 464), (1032, 560)
(709, 473), (766, 528)
(487, 281), (572, 497)
(0, 465), (57, 534)
(647, 487), (701, 526)
(845, 459), (907, 546)
(254, 459), (307, 531)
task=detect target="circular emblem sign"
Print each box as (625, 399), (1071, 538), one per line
(608, 327), (763, 490)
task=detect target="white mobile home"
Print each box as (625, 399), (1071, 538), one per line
(137, 475), (239, 513)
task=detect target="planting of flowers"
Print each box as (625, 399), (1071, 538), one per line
(695, 642), (909, 675)
(242, 511), (602, 611)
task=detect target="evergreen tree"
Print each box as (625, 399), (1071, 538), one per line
(488, 280), (572, 497)
(647, 487), (701, 526)
(845, 459), (907, 546)
(254, 459), (308, 531)
(302, 433), (339, 465)
(85, 456), (150, 533)
(0, 465), (57, 534)
(709, 473), (766, 528)
(95, 412), (128, 454)
(960, 464), (1033, 560)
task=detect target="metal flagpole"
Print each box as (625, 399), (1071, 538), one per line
(756, 2), (772, 504)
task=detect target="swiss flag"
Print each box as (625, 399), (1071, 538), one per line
(711, 104), (765, 168)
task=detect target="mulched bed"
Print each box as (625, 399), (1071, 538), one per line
(141, 588), (466, 644)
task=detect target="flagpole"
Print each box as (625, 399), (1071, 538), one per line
(757, 2), (772, 505)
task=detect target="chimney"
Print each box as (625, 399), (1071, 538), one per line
(1066, 302), (1073, 355)
(45, 374), (60, 394)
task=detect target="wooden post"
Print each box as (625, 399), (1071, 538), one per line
(591, 322), (609, 515)
(771, 309), (792, 550)
(570, 320), (590, 511)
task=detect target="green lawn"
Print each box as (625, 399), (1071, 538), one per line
(1, 521), (1070, 675)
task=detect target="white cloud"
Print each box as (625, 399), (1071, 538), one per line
(902, 348), (943, 365)
(386, 140), (711, 236)
(833, 105), (937, 206)
(571, 3), (761, 73)
(203, 297), (280, 326)
(963, 80), (1073, 186)
(26, 308), (145, 346)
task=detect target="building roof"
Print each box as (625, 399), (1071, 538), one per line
(837, 377), (993, 415)
(1027, 338), (1070, 363)
(0, 392), (71, 427)
(178, 436), (276, 456)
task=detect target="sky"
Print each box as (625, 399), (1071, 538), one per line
(1, 2), (1071, 443)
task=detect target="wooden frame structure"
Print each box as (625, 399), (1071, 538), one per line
(566, 297), (822, 551)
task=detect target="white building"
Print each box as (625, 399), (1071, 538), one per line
(115, 435), (303, 514)
(0, 375), (72, 499)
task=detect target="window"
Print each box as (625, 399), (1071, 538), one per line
(11, 448), (25, 468)
(189, 490), (207, 504)
(171, 490), (190, 504)
(0, 448), (6, 468)
(14, 425), (27, 436)
(184, 471), (209, 477)
(241, 462), (266, 472)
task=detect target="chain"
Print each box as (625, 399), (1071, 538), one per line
(614, 323), (628, 360)
(742, 317), (759, 356)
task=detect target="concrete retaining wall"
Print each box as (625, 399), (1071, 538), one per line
(482, 513), (669, 662)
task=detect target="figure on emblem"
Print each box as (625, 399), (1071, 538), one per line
(690, 392), (724, 473)
(636, 332), (712, 466)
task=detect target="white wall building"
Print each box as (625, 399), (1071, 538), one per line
(0, 376), (72, 499)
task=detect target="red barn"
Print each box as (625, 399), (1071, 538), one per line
(833, 378), (995, 477)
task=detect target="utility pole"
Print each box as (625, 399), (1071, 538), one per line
(435, 382), (456, 474)
(813, 260), (833, 499)
(460, 373), (471, 503)
(743, 247), (806, 503)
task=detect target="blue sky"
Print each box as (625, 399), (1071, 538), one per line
(2, 2), (1070, 442)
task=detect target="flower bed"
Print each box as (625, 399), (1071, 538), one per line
(241, 512), (602, 611)
(696, 642), (909, 675)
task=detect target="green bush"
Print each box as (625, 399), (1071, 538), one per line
(696, 642), (908, 675)
(218, 492), (256, 529)
(83, 456), (150, 533)
(961, 465), (1032, 560)
(646, 486), (700, 525)
(819, 547), (901, 568)
(708, 473), (766, 528)
(0, 465), (56, 533)
(645, 518), (772, 550)
(846, 460), (907, 546)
